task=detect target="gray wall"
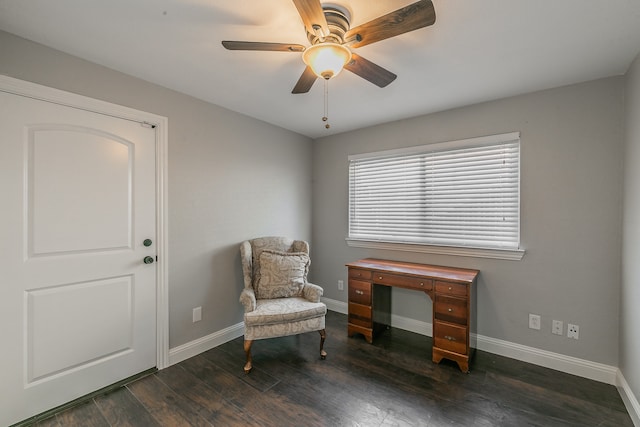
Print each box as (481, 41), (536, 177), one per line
(0, 30), (313, 348)
(622, 53), (640, 406)
(312, 77), (625, 365)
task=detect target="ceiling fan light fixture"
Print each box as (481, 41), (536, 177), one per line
(303, 43), (352, 80)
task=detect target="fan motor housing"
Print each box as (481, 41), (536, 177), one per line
(307, 5), (351, 45)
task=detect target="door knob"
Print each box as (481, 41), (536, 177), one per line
(143, 239), (153, 247)
(143, 256), (154, 264)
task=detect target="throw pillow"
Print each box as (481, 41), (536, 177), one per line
(256, 250), (310, 299)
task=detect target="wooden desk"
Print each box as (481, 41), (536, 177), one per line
(346, 258), (479, 373)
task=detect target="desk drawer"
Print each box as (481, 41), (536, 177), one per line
(373, 273), (433, 291)
(434, 321), (467, 355)
(349, 268), (372, 281)
(348, 303), (372, 328)
(435, 281), (468, 297)
(435, 295), (467, 325)
(349, 280), (371, 305)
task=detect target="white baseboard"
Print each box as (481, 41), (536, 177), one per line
(322, 298), (348, 314)
(321, 297), (618, 385)
(168, 321), (244, 366)
(617, 371), (640, 426)
(476, 334), (618, 384)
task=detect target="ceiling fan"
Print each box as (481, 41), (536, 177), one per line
(222, 0), (436, 94)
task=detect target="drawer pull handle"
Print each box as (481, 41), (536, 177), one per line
(444, 335), (456, 341)
(379, 276), (383, 280)
(420, 282), (424, 287)
(355, 290), (364, 295)
(447, 308), (453, 312)
(448, 286), (452, 291)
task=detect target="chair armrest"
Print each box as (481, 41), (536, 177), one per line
(240, 288), (257, 312)
(302, 282), (324, 303)
(239, 241), (253, 290)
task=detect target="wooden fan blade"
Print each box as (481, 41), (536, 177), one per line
(222, 41), (305, 52)
(291, 0), (330, 38)
(344, 53), (397, 88)
(344, 0), (436, 49)
(292, 66), (318, 94)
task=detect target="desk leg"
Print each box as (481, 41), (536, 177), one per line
(348, 324), (373, 343)
(432, 348), (470, 373)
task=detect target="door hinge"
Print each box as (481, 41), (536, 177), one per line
(141, 121), (156, 129)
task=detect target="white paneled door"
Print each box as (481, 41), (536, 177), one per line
(0, 88), (158, 426)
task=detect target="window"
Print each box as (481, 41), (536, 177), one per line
(348, 132), (523, 260)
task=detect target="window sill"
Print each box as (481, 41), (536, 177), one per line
(345, 239), (525, 261)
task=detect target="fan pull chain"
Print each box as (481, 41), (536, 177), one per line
(322, 79), (330, 129)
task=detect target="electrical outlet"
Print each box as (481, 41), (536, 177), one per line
(193, 306), (202, 323)
(552, 320), (563, 335)
(337, 280), (344, 291)
(529, 313), (541, 330)
(567, 323), (579, 339)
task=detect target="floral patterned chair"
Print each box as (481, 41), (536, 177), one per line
(239, 236), (327, 373)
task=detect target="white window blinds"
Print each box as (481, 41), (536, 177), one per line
(348, 133), (520, 250)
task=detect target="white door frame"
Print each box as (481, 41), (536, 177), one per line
(0, 74), (170, 370)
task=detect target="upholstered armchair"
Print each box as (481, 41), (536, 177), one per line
(239, 236), (327, 373)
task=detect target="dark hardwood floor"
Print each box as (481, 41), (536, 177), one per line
(27, 311), (632, 426)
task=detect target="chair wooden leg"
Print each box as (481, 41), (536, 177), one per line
(319, 329), (327, 360)
(243, 339), (253, 373)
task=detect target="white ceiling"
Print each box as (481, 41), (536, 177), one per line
(2, 0), (640, 139)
